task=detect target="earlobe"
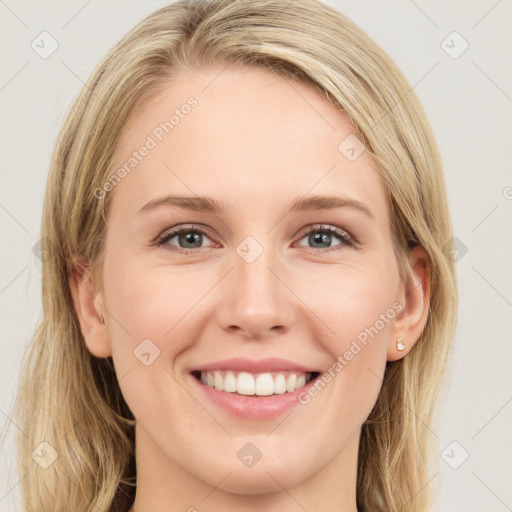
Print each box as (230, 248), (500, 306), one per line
(396, 337), (406, 351)
(68, 256), (112, 358)
(387, 245), (431, 362)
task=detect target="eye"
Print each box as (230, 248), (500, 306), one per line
(295, 224), (355, 252)
(155, 223), (355, 255)
(156, 224), (217, 254)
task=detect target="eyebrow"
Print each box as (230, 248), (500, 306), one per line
(137, 194), (374, 219)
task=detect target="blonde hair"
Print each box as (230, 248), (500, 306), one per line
(7, 0), (458, 510)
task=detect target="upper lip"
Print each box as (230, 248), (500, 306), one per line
(192, 357), (320, 374)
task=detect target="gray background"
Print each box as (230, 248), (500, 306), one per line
(1, 0), (511, 510)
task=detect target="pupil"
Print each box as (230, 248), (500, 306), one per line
(178, 230), (333, 249)
(310, 232), (330, 248)
(182, 232), (201, 248)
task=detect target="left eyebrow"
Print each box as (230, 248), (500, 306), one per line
(137, 194), (374, 219)
(287, 194), (374, 219)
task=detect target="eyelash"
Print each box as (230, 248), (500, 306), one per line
(155, 223), (356, 255)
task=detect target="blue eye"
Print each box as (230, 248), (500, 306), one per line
(295, 224), (354, 252)
(156, 223), (355, 255)
(156, 224), (217, 254)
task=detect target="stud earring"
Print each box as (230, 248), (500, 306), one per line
(397, 337), (406, 351)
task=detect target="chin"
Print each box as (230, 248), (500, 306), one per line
(201, 457), (312, 495)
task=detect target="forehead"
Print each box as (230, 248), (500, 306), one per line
(110, 64), (388, 225)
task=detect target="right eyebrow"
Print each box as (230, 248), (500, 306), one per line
(137, 196), (226, 215)
(136, 193), (374, 220)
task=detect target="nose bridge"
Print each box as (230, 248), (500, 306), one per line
(234, 238), (283, 309)
(217, 236), (295, 336)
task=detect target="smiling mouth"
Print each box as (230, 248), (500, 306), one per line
(191, 370), (321, 397)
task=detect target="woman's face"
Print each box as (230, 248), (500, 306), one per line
(87, 64), (417, 501)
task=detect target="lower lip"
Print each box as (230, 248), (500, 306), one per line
(189, 373), (316, 420)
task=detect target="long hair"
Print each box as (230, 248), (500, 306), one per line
(8, 1), (458, 510)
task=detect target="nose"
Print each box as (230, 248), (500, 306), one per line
(215, 247), (296, 339)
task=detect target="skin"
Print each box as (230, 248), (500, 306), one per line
(69, 63), (430, 512)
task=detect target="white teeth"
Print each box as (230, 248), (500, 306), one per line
(286, 373), (297, 392)
(213, 371), (224, 391)
(237, 372), (255, 395)
(198, 370), (313, 396)
(296, 374), (306, 389)
(255, 373), (274, 396)
(273, 374), (287, 394)
(224, 371), (237, 392)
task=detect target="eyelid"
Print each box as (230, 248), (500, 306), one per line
(155, 222), (358, 253)
(155, 223), (217, 245)
(294, 223), (356, 245)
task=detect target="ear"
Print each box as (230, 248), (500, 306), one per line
(68, 255), (112, 358)
(387, 245), (431, 361)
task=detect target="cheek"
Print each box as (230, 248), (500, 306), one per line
(101, 263), (197, 421)
(303, 261), (397, 407)
(97, 244), (399, 488)
(103, 256), (196, 340)
(104, 248), (398, 371)
(305, 259), (398, 344)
